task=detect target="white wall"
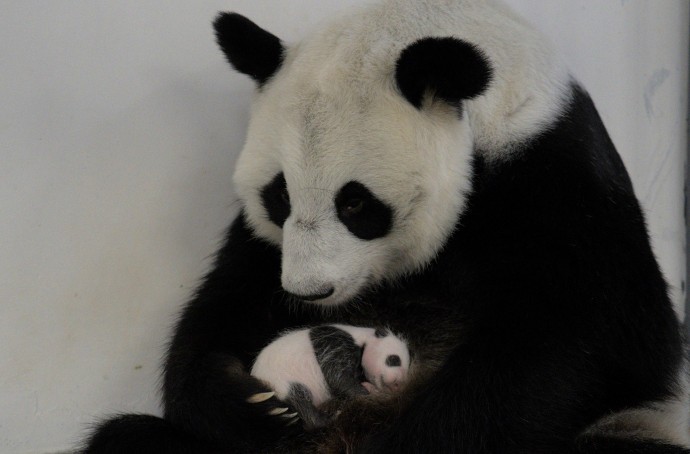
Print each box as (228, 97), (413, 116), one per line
(0, 1), (687, 453)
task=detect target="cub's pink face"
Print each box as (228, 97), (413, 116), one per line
(361, 331), (410, 392)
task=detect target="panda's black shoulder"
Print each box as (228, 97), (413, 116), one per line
(432, 80), (663, 316)
(465, 83), (642, 233)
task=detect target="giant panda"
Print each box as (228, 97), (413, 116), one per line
(83, 0), (690, 453)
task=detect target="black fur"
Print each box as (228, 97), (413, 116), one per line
(335, 181), (393, 240)
(213, 13), (284, 86)
(155, 215), (306, 452)
(310, 326), (368, 399)
(81, 19), (688, 454)
(395, 37), (492, 108)
(374, 328), (389, 338)
(261, 172), (290, 227)
(82, 414), (221, 454)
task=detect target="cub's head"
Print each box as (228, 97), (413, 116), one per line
(213, 11), (491, 305)
(361, 328), (410, 392)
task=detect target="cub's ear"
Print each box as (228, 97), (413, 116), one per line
(213, 12), (284, 86)
(395, 37), (492, 109)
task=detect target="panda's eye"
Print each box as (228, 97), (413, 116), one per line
(340, 198), (364, 217)
(335, 181), (392, 240)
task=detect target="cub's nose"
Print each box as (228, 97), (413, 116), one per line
(284, 287), (334, 301)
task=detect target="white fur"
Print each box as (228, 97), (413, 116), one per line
(251, 328), (330, 405)
(234, 0), (571, 304)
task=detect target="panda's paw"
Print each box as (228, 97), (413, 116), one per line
(246, 391), (300, 427)
(267, 404), (301, 425)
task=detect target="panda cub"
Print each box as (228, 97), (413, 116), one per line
(250, 324), (410, 429)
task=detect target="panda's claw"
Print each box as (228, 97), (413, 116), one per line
(268, 407), (289, 415)
(247, 391), (275, 403)
(286, 416), (300, 426)
(282, 412), (299, 418)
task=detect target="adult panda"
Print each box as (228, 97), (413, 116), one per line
(83, 0), (690, 453)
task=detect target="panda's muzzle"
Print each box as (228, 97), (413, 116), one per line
(284, 287), (335, 302)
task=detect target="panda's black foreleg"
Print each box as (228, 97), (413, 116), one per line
(82, 414), (223, 453)
(159, 213), (312, 450)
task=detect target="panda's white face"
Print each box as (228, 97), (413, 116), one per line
(220, 0), (569, 305)
(235, 67), (474, 305)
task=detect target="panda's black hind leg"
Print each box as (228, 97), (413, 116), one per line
(572, 435), (690, 454)
(81, 414), (222, 453)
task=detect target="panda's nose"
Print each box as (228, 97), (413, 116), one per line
(284, 287), (334, 301)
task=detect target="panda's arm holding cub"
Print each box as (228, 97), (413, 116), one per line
(163, 215), (304, 450)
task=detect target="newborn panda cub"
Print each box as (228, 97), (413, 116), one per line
(250, 324), (410, 429)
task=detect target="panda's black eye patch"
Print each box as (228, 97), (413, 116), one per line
(260, 172), (290, 227)
(374, 328), (388, 338)
(335, 181), (392, 240)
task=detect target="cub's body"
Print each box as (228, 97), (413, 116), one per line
(251, 325), (409, 428)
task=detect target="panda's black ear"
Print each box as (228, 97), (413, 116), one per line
(213, 12), (284, 86)
(395, 37), (492, 109)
